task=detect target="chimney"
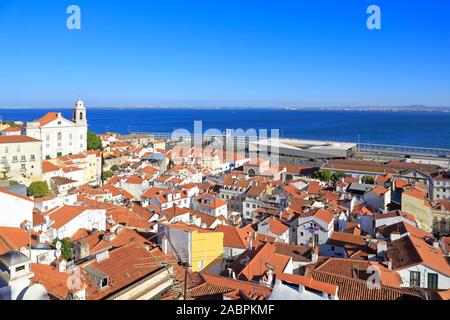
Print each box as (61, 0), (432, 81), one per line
(433, 240), (440, 249)
(103, 233), (116, 242)
(365, 235), (371, 246)
(298, 284), (305, 295)
(311, 246), (319, 263)
(265, 267), (274, 286)
(377, 240), (387, 259)
(387, 260), (393, 270)
(248, 236), (253, 250)
(390, 232), (401, 242)
(162, 235), (169, 254)
(308, 237), (314, 249)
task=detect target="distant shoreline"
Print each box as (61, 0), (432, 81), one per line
(1, 106), (450, 113)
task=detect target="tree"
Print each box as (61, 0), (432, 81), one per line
(101, 171), (113, 181)
(111, 165), (119, 172)
(27, 181), (50, 198)
(331, 172), (348, 183)
(362, 175), (375, 184)
(314, 170), (333, 182)
(2, 121), (19, 128)
(87, 131), (102, 151)
(53, 238), (73, 260)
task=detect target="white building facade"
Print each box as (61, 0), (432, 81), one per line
(24, 99), (88, 160)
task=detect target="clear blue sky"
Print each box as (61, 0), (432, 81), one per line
(0, 0), (449, 108)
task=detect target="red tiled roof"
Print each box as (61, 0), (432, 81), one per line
(0, 135), (41, 144)
(301, 208), (335, 225)
(35, 112), (62, 126)
(387, 235), (450, 277)
(276, 273), (338, 296)
(215, 224), (254, 249)
(2, 127), (21, 132)
(42, 160), (60, 173)
(47, 206), (90, 229)
(228, 242), (291, 281)
(310, 271), (421, 300)
(0, 227), (30, 254)
(371, 186), (389, 196)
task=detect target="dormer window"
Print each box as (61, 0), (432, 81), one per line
(100, 277), (109, 289)
(15, 265), (25, 272)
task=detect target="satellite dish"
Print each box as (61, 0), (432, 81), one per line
(22, 284), (49, 301)
(55, 241), (62, 250)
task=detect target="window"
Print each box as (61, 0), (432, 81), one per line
(21, 155), (26, 162)
(57, 132), (62, 141)
(30, 155), (35, 161)
(69, 134), (73, 140)
(21, 164), (26, 170)
(12, 156), (18, 163)
(15, 265), (25, 272)
(17, 145), (20, 152)
(46, 135), (50, 141)
(314, 234), (319, 244)
(410, 271), (421, 287)
(5, 146), (8, 153)
(428, 273), (438, 289)
(100, 277), (109, 289)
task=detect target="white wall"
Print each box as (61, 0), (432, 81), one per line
(396, 264), (449, 290)
(52, 209), (106, 240)
(297, 217), (333, 246)
(0, 192), (33, 228)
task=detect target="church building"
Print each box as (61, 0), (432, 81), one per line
(24, 99), (88, 159)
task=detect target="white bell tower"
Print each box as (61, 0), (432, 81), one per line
(73, 98), (87, 125)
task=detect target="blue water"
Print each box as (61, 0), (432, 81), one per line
(1, 108), (449, 148)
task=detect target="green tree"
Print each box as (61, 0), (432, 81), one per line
(4, 121), (19, 128)
(27, 181), (50, 198)
(314, 170), (333, 182)
(362, 175), (375, 184)
(111, 164), (119, 172)
(53, 238), (73, 260)
(331, 172), (348, 183)
(101, 171), (113, 181)
(87, 131), (103, 151)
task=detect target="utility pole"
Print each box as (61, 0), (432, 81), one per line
(184, 263), (188, 300)
(179, 261), (190, 300)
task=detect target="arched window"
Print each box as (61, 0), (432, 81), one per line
(57, 132), (62, 141)
(79, 112), (83, 120)
(248, 168), (256, 177)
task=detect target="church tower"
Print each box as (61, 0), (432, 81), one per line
(72, 98), (87, 125)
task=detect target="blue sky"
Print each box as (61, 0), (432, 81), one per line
(0, 0), (449, 108)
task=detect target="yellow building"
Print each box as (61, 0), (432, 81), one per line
(50, 150), (101, 185)
(161, 223), (224, 272)
(401, 188), (433, 232)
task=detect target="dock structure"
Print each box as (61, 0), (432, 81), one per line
(132, 131), (450, 166)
